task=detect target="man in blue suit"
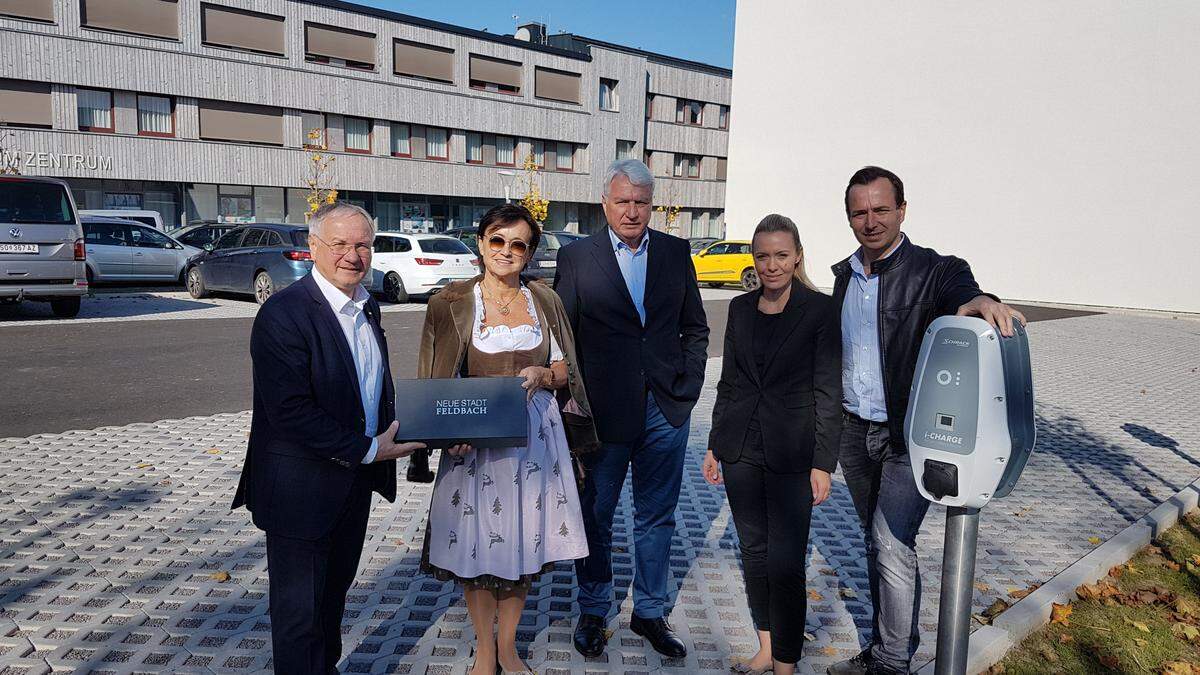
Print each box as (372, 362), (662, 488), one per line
(232, 202), (425, 674)
(555, 159), (709, 659)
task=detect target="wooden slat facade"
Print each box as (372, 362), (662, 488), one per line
(0, 0), (732, 218)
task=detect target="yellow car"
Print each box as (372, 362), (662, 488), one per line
(691, 240), (759, 290)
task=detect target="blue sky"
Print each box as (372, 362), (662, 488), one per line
(355, 0), (737, 69)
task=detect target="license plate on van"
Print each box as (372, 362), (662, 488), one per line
(0, 244), (38, 254)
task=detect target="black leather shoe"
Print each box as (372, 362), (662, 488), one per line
(630, 615), (687, 659)
(573, 613), (607, 658)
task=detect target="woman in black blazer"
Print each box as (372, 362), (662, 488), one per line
(704, 214), (842, 674)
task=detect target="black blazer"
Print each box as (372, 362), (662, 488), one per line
(554, 228), (709, 443)
(232, 273), (397, 541)
(708, 279), (842, 473)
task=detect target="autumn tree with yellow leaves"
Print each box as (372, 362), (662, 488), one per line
(303, 128), (337, 219)
(655, 183), (683, 235)
(518, 153), (549, 224)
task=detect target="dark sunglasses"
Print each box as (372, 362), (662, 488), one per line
(487, 235), (529, 256)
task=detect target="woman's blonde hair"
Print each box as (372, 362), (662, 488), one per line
(752, 213), (816, 291)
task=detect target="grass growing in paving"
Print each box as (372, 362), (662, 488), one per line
(994, 512), (1200, 674)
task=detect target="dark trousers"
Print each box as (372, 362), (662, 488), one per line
(838, 412), (931, 673)
(576, 391), (690, 619)
(722, 429), (813, 665)
(265, 478), (373, 675)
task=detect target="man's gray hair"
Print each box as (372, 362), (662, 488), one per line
(603, 159), (655, 198)
(308, 201), (376, 238)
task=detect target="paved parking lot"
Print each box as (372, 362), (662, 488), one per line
(2, 307), (1197, 673)
(0, 288), (744, 326)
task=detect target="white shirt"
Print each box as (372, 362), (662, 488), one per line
(312, 268), (384, 463)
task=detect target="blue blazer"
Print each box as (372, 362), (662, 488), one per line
(232, 273), (397, 541)
(553, 228), (709, 443)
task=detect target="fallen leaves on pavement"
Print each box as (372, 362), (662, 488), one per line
(1009, 583), (1041, 600)
(976, 598), (1011, 625)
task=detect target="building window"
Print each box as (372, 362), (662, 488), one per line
(1, 0), (54, 23)
(344, 116), (371, 153)
(80, 0), (179, 40)
(200, 3), (285, 57)
(198, 100), (284, 146)
(469, 54), (522, 95)
(719, 105), (729, 129)
(675, 98), (703, 126)
(426, 127), (448, 160)
(496, 135), (515, 166)
(534, 66), (581, 104)
(556, 142), (574, 172)
(599, 78), (619, 112)
(136, 94), (173, 137)
(466, 132), (483, 164)
(0, 79), (52, 128)
(674, 154), (700, 179)
(616, 140), (635, 161)
(77, 88), (113, 132)
(393, 38), (454, 83)
(392, 122), (410, 157)
(302, 111), (326, 149)
(646, 94), (653, 120)
(304, 22), (376, 71)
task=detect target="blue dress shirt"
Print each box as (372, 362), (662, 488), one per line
(840, 236), (904, 421)
(608, 227), (649, 326)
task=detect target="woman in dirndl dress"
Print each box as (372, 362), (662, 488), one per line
(414, 203), (598, 675)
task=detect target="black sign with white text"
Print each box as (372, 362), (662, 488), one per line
(393, 377), (527, 449)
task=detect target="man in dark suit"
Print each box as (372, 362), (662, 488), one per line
(554, 159), (709, 660)
(232, 202), (425, 674)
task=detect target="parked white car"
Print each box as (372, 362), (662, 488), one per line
(370, 233), (478, 303)
(82, 216), (201, 283)
(80, 209), (166, 231)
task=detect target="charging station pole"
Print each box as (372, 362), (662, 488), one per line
(934, 506), (981, 675)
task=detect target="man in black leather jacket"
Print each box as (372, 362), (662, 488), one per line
(827, 167), (1025, 675)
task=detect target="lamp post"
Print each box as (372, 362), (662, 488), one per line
(497, 169), (517, 204)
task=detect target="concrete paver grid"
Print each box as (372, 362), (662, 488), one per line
(1, 310), (1197, 673)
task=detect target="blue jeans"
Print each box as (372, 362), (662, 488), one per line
(838, 412), (931, 674)
(575, 391), (690, 619)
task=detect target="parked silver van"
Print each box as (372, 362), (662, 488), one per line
(0, 176), (87, 317)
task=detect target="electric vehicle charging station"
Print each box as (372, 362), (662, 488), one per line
(904, 315), (1036, 675)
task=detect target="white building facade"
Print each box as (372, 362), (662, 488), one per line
(725, 1), (1199, 313)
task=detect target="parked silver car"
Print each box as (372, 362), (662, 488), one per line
(0, 176), (86, 317)
(82, 216), (201, 283)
